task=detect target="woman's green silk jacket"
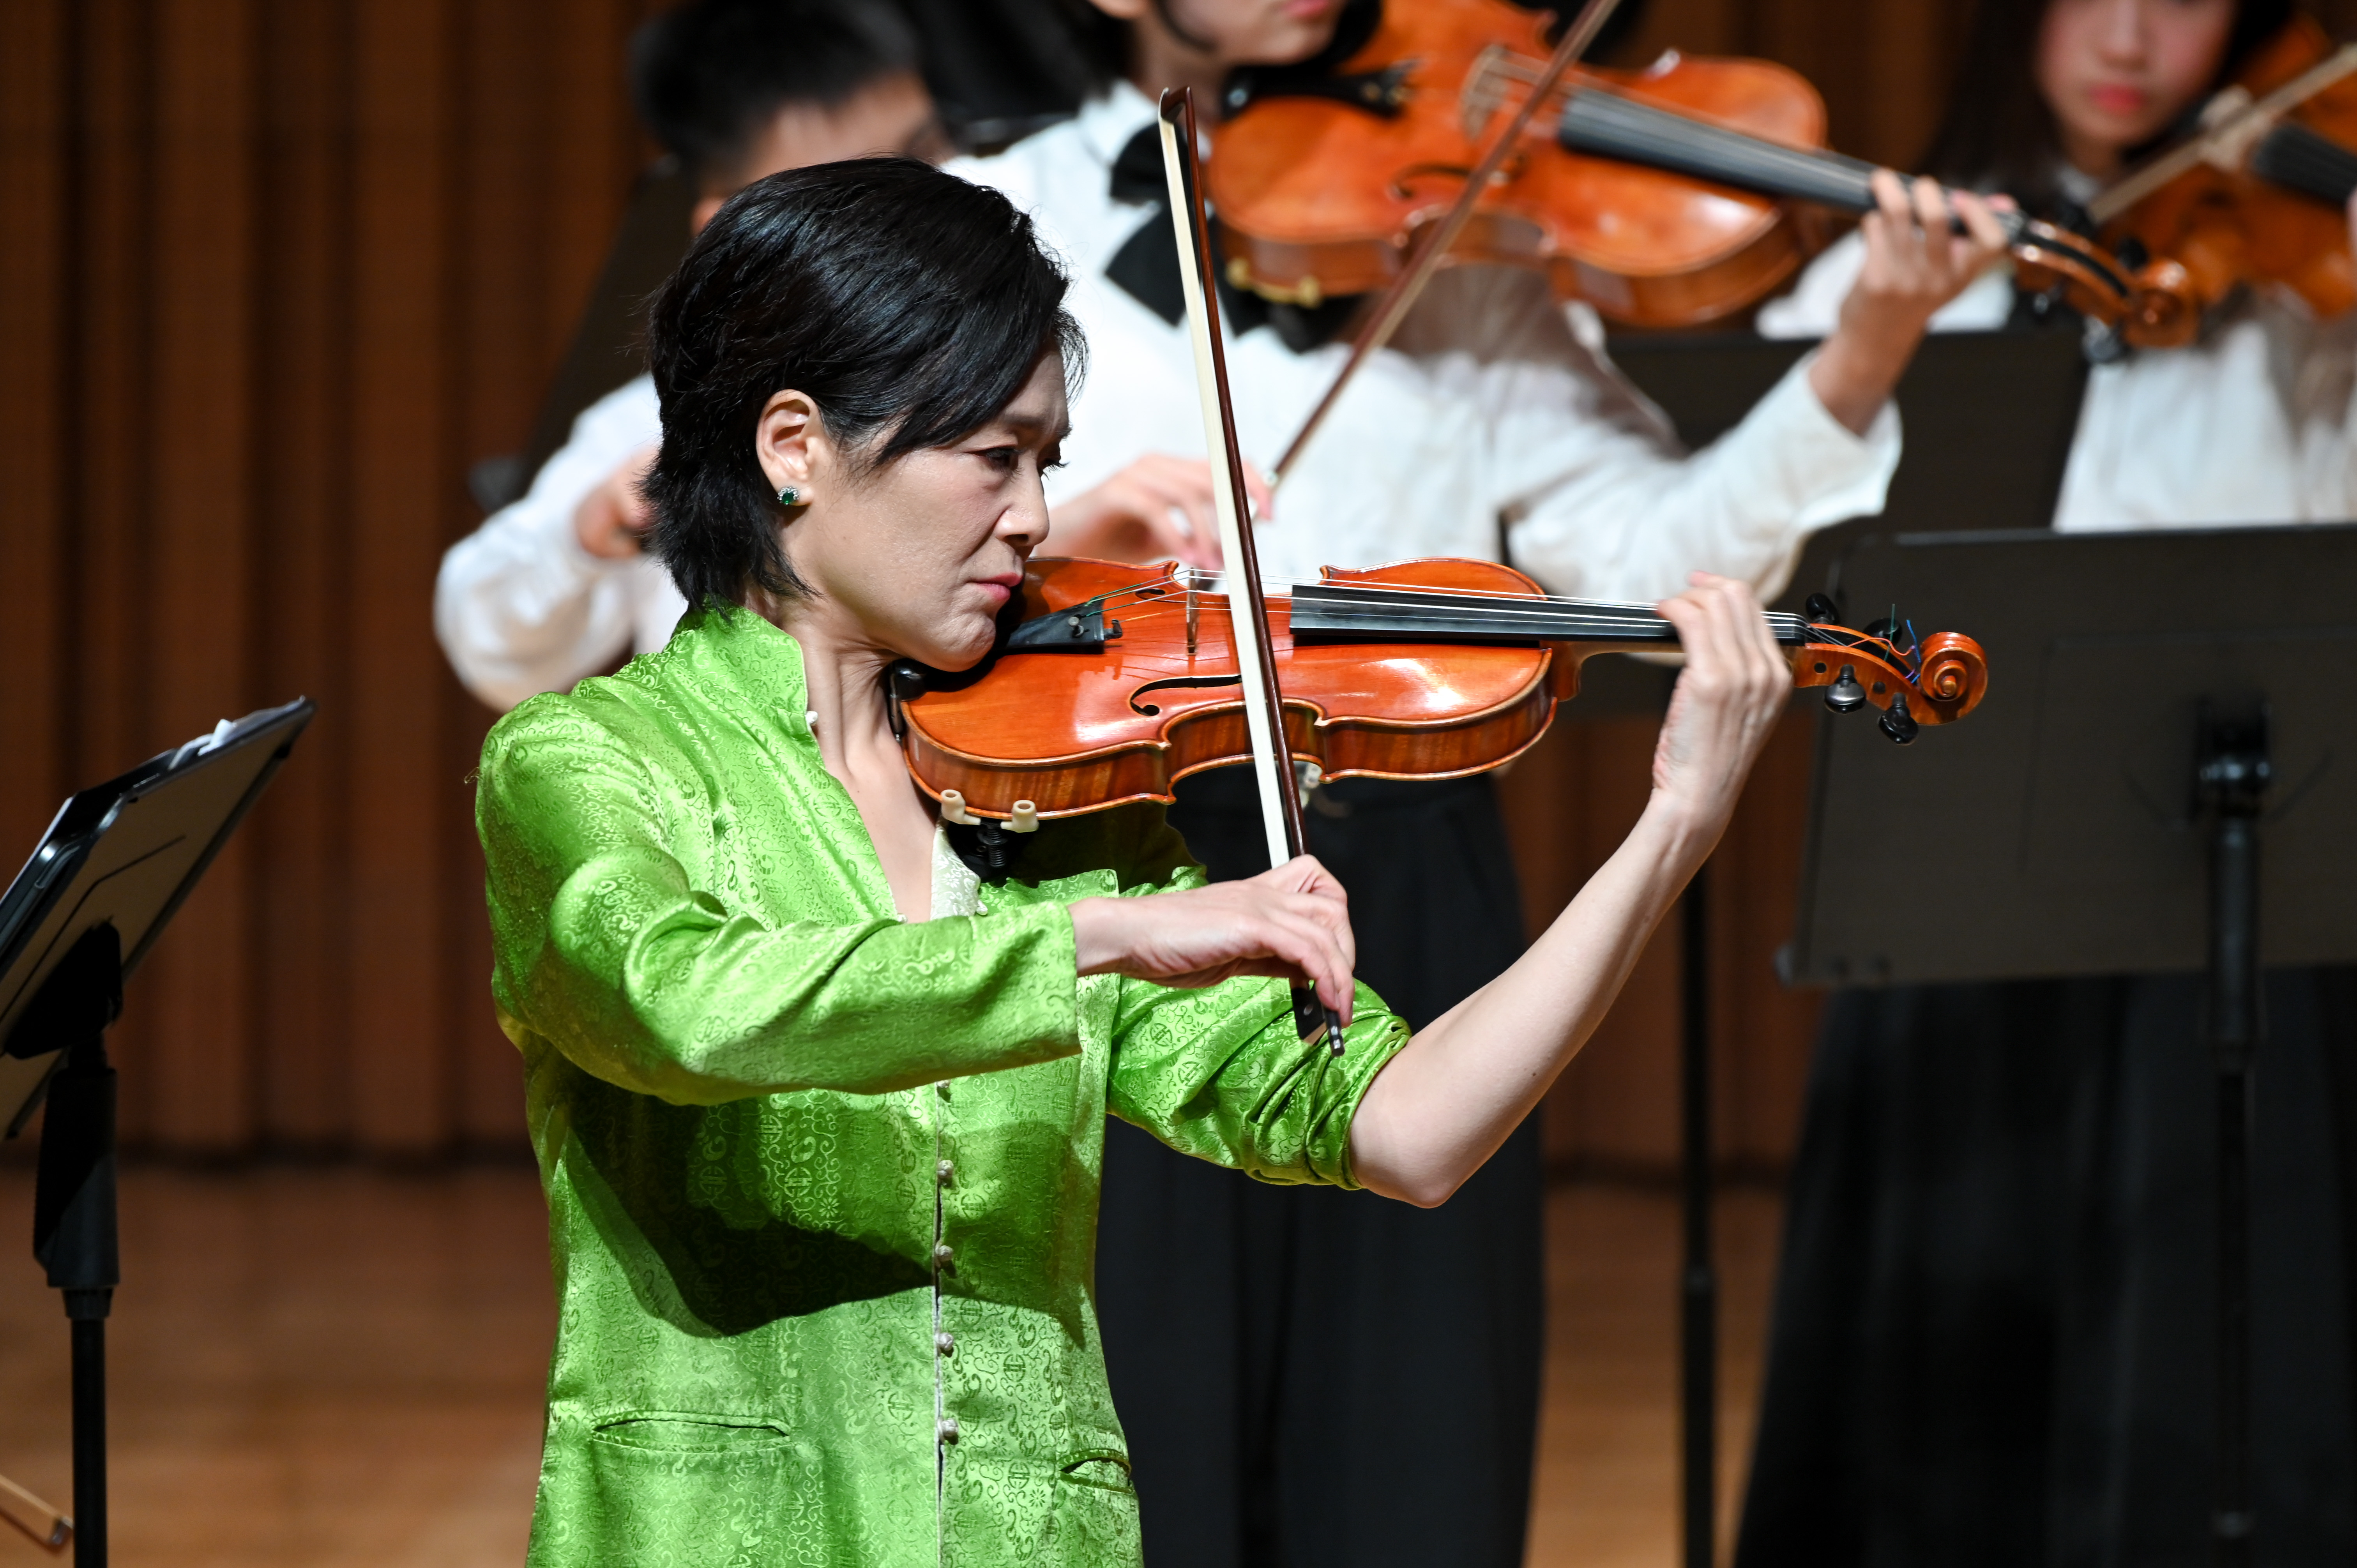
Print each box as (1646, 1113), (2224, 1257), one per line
(476, 606), (1410, 1567)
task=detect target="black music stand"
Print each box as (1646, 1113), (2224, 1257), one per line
(1, 698), (313, 1568)
(1787, 524), (2357, 1566)
(1595, 323), (2089, 1567)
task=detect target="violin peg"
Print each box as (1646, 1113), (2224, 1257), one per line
(1878, 692), (1920, 745)
(1803, 592), (1840, 625)
(939, 789), (980, 826)
(1824, 665), (1868, 714)
(1009, 800), (1041, 834)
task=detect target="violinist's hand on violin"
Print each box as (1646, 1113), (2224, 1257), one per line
(1347, 574), (1787, 1209)
(1047, 454), (1273, 570)
(573, 443), (660, 560)
(1068, 855), (1356, 1023)
(1648, 573), (1792, 838)
(1809, 171), (2009, 436)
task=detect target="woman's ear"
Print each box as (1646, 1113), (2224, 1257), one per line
(754, 389), (826, 500)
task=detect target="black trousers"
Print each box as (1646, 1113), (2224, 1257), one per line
(1097, 770), (1543, 1568)
(1735, 970), (2357, 1567)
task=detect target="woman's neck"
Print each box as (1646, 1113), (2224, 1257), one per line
(2058, 128), (2127, 184)
(1128, 17), (1232, 123)
(750, 591), (896, 773)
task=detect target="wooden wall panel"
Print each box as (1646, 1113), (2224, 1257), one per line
(143, 0), (260, 1151)
(0, 0), (70, 865)
(348, 0), (458, 1154)
(253, 0), (355, 1149)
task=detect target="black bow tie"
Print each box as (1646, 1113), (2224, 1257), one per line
(1101, 123), (1359, 354)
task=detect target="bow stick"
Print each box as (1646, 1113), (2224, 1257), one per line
(1158, 87), (1346, 1055)
(1271, 0), (1626, 483)
(2087, 41), (2357, 223)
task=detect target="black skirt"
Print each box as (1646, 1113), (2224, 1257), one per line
(1735, 969), (2357, 1566)
(1097, 768), (1542, 1568)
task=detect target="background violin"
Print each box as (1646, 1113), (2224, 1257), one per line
(891, 555), (1990, 826)
(1207, 0), (2154, 336)
(2089, 15), (2357, 340)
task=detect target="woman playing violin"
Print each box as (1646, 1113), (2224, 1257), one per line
(1745, 3), (2357, 1563)
(946, 2), (2005, 1562)
(477, 156), (1795, 1567)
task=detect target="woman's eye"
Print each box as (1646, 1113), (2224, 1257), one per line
(980, 446), (1021, 470)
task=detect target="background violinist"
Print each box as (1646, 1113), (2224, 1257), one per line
(1744, 0), (2357, 1562)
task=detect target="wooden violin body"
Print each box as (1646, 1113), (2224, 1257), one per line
(2103, 16), (2357, 337)
(1208, 0), (1830, 327)
(895, 556), (1989, 822)
(1208, 0), (2153, 336)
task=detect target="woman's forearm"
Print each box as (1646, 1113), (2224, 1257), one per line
(1345, 794), (1717, 1206)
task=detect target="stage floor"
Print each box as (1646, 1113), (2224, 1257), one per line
(0, 1165), (1779, 1566)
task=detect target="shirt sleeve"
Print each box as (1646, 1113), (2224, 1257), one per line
(477, 701), (1085, 1106)
(435, 377), (664, 712)
(1497, 326), (1901, 606)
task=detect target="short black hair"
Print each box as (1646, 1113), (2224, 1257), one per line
(644, 159), (1083, 613)
(629, 0), (922, 190)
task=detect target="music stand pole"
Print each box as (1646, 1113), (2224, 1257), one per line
(1679, 868), (1717, 1568)
(25, 924), (122, 1568)
(2199, 708), (2268, 1567)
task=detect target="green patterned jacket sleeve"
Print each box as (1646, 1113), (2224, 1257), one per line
(1097, 803), (1412, 1189)
(478, 705), (1081, 1105)
(1105, 977), (1407, 1189)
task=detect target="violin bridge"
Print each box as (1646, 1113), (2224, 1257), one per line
(1186, 584), (1199, 659)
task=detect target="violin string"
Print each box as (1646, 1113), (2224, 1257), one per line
(1076, 570), (1817, 633)
(1107, 593), (1815, 639)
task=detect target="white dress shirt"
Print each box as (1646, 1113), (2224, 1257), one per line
(435, 375), (687, 712)
(950, 83), (1903, 606)
(1760, 230), (2357, 531)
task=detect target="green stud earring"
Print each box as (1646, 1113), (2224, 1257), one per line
(776, 484), (802, 507)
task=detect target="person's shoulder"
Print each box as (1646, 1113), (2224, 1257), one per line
(946, 118), (1085, 204)
(480, 624), (699, 784)
(569, 373), (661, 448)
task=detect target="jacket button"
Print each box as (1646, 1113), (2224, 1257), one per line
(936, 1081), (952, 1101)
(936, 1331), (955, 1356)
(938, 1418), (961, 1444)
(937, 1159), (955, 1186)
(933, 1243), (955, 1270)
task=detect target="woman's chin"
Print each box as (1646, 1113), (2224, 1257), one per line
(909, 623), (1000, 674)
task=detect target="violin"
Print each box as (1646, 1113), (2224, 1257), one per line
(1206, 0), (2154, 337)
(894, 557), (1989, 828)
(2089, 16), (2357, 339)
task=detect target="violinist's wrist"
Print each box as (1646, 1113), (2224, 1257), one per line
(1068, 896), (1140, 977)
(1808, 312), (1921, 437)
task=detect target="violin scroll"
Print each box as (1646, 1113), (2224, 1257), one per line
(1792, 620), (1989, 738)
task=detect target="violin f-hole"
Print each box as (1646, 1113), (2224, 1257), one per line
(1388, 156), (1523, 202)
(1129, 673), (1244, 717)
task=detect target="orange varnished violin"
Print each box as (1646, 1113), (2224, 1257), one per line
(2090, 15), (2357, 340)
(1206, 0), (2155, 337)
(891, 555), (1990, 825)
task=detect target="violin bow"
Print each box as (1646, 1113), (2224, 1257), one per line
(1157, 87), (1346, 1056)
(2088, 41), (2357, 224)
(1271, 0), (1626, 484)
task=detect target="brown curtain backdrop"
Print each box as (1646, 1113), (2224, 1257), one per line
(1, 0), (670, 1156)
(9, 0), (2345, 1161)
